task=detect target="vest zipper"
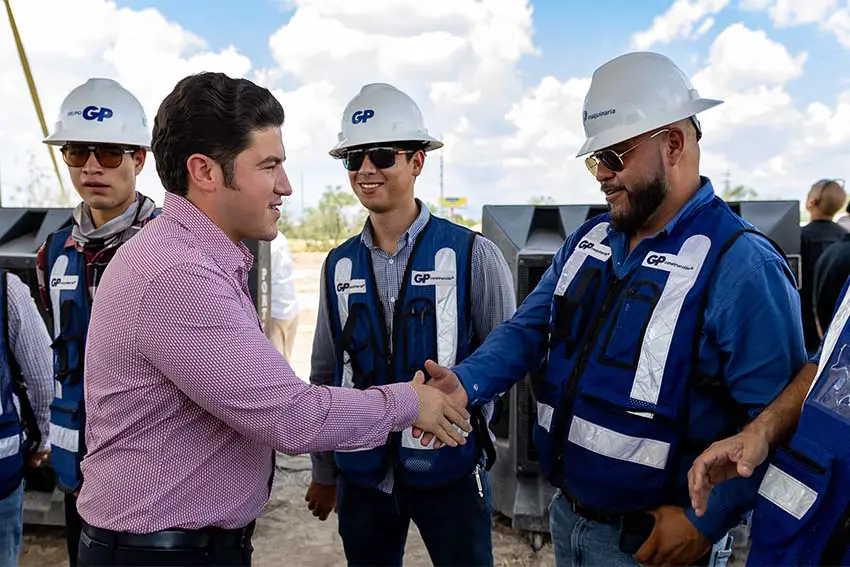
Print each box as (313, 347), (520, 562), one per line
(551, 272), (628, 479)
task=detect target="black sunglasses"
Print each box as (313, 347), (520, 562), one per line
(341, 147), (412, 171)
(60, 144), (137, 169)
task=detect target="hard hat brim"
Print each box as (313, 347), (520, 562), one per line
(43, 131), (152, 150)
(329, 135), (443, 158)
(575, 98), (723, 157)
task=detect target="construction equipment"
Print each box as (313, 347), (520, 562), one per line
(482, 199), (802, 551)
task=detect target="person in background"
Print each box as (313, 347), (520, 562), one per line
(813, 227), (850, 337)
(266, 231), (299, 362)
(800, 178), (847, 354)
(0, 271), (54, 567)
(37, 77), (157, 567)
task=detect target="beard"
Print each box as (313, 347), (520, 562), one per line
(605, 171), (669, 235)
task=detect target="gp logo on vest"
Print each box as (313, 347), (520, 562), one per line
(413, 273), (431, 284)
(336, 280), (366, 293)
(644, 253), (695, 272)
(351, 109), (375, 124)
(578, 241), (595, 250)
(646, 254), (666, 266)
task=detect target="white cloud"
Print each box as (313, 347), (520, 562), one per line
(3, 0), (850, 224)
(0, 0), (253, 206)
(631, 0), (731, 50)
(690, 23), (806, 132)
(741, 0), (837, 27)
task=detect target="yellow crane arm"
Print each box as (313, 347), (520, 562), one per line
(3, 0), (68, 201)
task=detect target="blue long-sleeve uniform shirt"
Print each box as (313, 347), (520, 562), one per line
(453, 179), (807, 542)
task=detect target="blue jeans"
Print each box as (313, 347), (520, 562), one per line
(336, 469), (494, 567)
(0, 480), (23, 567)
(549, 491), (640, 567)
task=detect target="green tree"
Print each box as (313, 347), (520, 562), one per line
(298, 185), (364, 248)
(528, 195), (556, 205)
(721, 184), (758, 201)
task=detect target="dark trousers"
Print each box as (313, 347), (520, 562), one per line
(336, 469), (494, 567)
(77, 521), (254, 566)
(65, 492), (82, 567)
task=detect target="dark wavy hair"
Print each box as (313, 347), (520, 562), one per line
(151, 72), (285, 196)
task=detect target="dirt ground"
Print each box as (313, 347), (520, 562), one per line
(18, 251), (555, 567)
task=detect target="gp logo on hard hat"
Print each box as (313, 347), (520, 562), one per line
(68, 105), (114, 122)
(351, 109), (375, 124)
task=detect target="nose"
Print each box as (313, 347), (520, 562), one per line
(276, 164), (293, 196)
(358, 155), (378, 175)
(595, 160), (615, 183)
(81, 151), (103, 174)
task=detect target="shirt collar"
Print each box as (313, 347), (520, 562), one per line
(608, 176), (717, 240)
(161, 192), (254, 276)
(361, 198), (431, 252)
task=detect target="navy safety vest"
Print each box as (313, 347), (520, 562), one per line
(532, 197), (784, 512)
(0, 270), (25, 499)
(746, 280), (850, 567)
(325, 215), (485, 488)
(45, 211), (156, 493)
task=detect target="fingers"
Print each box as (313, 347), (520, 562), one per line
(737, 443), (763, 478)
(443, 401), (472, 433)
(688, 457), (714, 516)
(411, 370), (425, 386)
(424, 359), (445, 377)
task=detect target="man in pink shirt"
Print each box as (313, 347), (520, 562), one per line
(75, 72), (471, 567)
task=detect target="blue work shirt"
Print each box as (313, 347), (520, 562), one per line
(453, 177), (807, 542)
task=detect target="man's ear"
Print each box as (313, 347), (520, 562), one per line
(186, 154), (218, 195)
(411, 150), (425, 177)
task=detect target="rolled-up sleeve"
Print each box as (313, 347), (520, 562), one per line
(134, 261), (418, 456)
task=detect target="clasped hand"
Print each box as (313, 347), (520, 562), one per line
(409, 360), (470, 449)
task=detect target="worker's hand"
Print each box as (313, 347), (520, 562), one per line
(634, 505), (711, 567)
(410, 369), (471, 449)
(411, 360), (470, 448)
(304, 481), (337, 521)
(688, 427), (770, 517)
(26, 451), (49, 468)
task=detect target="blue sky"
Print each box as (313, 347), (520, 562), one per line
(1, 0), (849, 219)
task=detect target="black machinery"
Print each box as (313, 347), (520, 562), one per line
(0, 206), (271, 526)
(481, 199), (802, 551)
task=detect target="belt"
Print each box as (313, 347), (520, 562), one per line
(563, 491), (630, 525)
(82, 521), (255, 550)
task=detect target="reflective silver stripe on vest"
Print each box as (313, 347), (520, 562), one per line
(554, 223), (611, 297)
(333, 258), (367, 390)
(809, 280), (850, 400)
(631, 235), (711, 406)
(567, 415), (669, 469)
(49, 254), (77, 339)
(49, 423), (78, 453)
(537, 402), (554, 432)
(757, 463), (818, 520)
(402, 247), (460, 451)
(0, 434), (20, 459)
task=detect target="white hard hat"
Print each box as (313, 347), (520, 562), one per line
(43, 78), (151, 149)
(329, 83), (442, 158)
(576, 52), (723, 157)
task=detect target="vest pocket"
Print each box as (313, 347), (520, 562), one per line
(598, 280), (661, 371)
(402, 297), (437, 373)
(561, 393), (677, 510)
(551, 268), (602, 359)
(339, 303), (380, 389)
(749, 436), (834, 563)
(52, 300), (84, 386)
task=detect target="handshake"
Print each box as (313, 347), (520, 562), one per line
(408, 359), (471, 449)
